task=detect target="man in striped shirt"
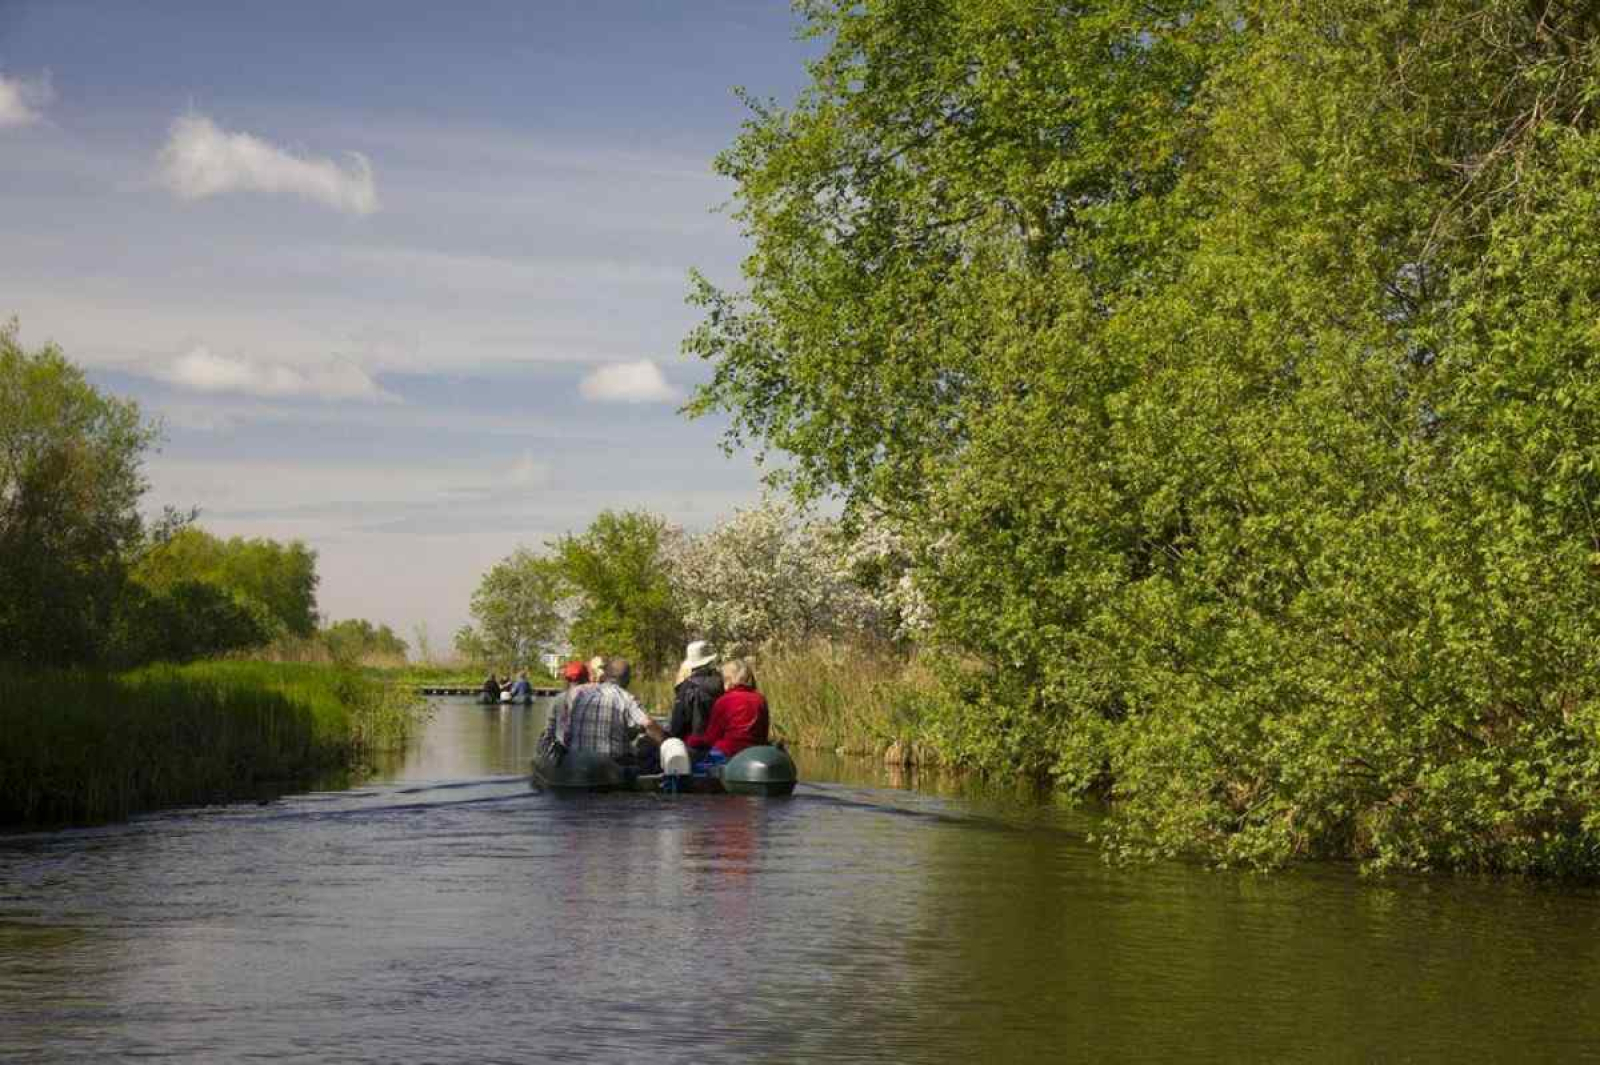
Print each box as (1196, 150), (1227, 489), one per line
(546, 657), (665, 762)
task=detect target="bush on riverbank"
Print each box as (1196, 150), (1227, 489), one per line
(0, 661), (425, 827)
(674, 0), (1600, 878)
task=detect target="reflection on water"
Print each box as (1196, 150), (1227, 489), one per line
(3, 697), (1600, 1062)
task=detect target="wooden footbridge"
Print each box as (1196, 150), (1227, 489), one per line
(417, 686), (561, 698)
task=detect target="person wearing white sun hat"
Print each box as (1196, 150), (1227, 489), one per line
(668, 639), (723, 741)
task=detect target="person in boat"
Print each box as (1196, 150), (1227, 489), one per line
(669, 640), (723, 741)
(685, 658), (769, 760)
(542, 656), (664, 764)
(560, 660), (589, 686)
(480, 672), (502, 703)
(506, 670), (534, 703)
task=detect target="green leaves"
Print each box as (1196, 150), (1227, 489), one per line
(133, 527), (319, 638)
(690, 0), (1600, 874)
(457, 548), (567, 668)
(551, 510), (684, 674)
(0, 321), (157, 666)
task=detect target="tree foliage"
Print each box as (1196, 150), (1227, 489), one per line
(454, 548), (566, 667)
(321, 618), (409, 664)
(552, 510), (684, 673)
(0, 322), (157, 666)
(134, 526), (319, 637)
(690, 0), (1600, 873)
(110, 579), (280, 667)
(665, 498), (887, 653)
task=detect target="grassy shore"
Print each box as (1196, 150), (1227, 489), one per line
(256, 637), (559, 690)
(0, 660), (427, 827)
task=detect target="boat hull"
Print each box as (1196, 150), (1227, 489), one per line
(529, 744), (799, 796)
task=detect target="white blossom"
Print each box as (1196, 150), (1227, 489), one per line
(664, 499), (892, 652)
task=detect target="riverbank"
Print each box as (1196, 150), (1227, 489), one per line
(0, 661), (427, 827)
(640, 644), (1600, 880)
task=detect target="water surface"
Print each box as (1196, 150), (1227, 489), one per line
(3, 697), (1600, 1062)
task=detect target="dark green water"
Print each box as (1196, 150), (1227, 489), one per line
(3, 697), (1600, 1062)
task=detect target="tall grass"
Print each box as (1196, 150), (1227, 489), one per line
(756, 643), (943, 757)
(634, 642), (946, 760)
(255, 634), (408, 670)
(260, 636), (557, 688)
(0, 660), (426, 827)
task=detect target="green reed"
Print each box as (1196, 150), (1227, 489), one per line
(0, 660), (426, 827)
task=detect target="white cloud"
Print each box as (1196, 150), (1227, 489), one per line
(158, 114), (378, 214)
(0, 71), (53, 128)
(159, 346), (397, 402)
(578, 360), (682, 404)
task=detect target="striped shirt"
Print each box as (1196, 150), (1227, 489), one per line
(548, 682), (653, 759)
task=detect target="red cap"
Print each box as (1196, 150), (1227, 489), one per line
(561, 661), (589, 683)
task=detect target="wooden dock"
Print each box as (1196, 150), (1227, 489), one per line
(417, 686), (561, 698)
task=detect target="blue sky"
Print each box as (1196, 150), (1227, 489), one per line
(0, 1), (817, 648)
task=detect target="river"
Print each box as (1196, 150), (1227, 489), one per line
(3, 696), (1600, 1062)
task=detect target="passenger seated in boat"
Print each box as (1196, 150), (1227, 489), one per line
(542, 656), (664, 764)
(669, 640), (723, 741)
(507, 671), (533, 702)
(480, 673), (502, 702)
(685, 658), (769, 760)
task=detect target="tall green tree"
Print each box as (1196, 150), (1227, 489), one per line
(109, 579), (279, 666)
(321, 618), (409, 663)
(456, 548), (566, 667)
(0, 322), (157, 665)
(135, 527), (319, 636)
(552, 510), (684, 673)
(691, 0), (1600, 874)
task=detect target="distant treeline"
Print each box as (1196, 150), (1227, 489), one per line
(0, 322), (404, 670)
(454, 502), (911, 676)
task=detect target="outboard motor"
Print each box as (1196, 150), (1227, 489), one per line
(659, 739), (692, 793)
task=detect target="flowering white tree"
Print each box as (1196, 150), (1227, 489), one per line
(665, 499), (890, 654)
(830, 514), (935, 641)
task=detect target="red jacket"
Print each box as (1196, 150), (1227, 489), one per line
(686, 685), (769, 757)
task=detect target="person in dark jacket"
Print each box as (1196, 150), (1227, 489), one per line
(668, 640), (723, 740)
(480, 673), (502, 704)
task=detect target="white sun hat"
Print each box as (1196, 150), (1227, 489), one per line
(683, 640), (718, 670)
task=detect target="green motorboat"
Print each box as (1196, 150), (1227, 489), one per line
(529, 744), (798, 796)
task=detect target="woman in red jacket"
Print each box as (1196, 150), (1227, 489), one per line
(686, 658), (769, 758)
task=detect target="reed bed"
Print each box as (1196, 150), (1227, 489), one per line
(0, 661), (425, 827)
(755, 644), (942, 757)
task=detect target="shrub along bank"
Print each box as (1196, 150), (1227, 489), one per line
(671, 1), (1600, 878)
(0, 661), (426, 827)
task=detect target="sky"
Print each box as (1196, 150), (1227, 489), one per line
(0, 0), (818, 652)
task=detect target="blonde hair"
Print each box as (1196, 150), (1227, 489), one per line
(721, 658), (756, 689)
(675, 661), (693, 685)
